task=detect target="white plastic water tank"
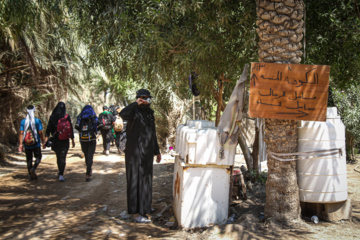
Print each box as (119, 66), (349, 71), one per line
(297, 107), (347, 203)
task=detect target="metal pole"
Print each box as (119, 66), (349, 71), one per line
(193, 95), (195, 120)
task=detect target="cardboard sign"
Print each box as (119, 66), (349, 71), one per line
(249, 62), (330, 121)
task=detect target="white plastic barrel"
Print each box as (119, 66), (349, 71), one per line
(297, 107), (347, 203)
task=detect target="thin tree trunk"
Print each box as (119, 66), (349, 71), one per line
(215, 76), (224, 127)
(238, 131), (253, 171)
(252, 121), (260, 174)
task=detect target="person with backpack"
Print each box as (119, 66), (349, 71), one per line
(113, 108), (125, 154)
(43, 102), (75, 182)
(98, 106), (115, 155)
(119, 89), (161, 223)
(18, 105), (45, 181)
(75, 105), (98, 182)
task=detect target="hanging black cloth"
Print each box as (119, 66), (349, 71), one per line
(189, 72), (200, 96)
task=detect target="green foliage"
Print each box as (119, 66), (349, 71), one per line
(305, 0), (360, 89)
(65, 0), (258, 109)
(0, 0), (89, 144)
(248, 170), (267, 185)
(332, 86), (360, 161)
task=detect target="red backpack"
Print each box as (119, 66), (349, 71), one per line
(23, 127), (36, 146)
(57, 114), (72, 140)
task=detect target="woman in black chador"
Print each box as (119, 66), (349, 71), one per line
(119, 89), (161, 223)
(43, 102), (75, 182)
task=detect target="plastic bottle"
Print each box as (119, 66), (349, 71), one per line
(311, 215), (319, 224)
(226, 214), (236, 224)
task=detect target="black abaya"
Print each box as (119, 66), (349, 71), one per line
(119, 102), (160, 215)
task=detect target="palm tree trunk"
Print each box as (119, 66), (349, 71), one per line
(256, 0), (305, 223)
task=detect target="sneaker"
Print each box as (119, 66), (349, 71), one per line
(85, 174), (91, 182)
(59, 175), (66, 182)
(105, 150), (109, 156)
(30, 168), (37, 180)
(134, 215), (151, 223)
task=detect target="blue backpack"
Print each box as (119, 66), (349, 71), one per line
(76, 106), (97, 141)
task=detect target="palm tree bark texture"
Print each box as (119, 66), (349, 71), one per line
(255, 0), (304, 222)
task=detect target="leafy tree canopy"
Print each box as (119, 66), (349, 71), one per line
(305, 0), (360, 89)
(65, 0), (258, 106)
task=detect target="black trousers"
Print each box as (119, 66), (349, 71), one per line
(80, 140), (96, 175)
(52, 140), (69, 175)
(114, 132), (121, 150)
(25, 147), (42, 174)
(101, 129), (112, 151)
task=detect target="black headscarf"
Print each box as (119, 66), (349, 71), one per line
(49, 102), (66, 127)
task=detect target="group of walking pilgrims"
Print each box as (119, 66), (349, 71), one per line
(18, 89), (162, 223)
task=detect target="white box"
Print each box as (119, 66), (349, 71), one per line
(186, 120), (215, 129)
(173, 156), (230, 228)
(175, 122), (237, 166)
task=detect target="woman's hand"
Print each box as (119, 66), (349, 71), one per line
(43, 137), (49, 149)
(156, 154), (161, 163)
(136, 98), (146, 105)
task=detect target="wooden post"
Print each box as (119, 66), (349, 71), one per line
(192, 95), (195, 120)
(215, 74), (224, 126)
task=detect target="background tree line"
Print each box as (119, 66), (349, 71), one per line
(1, 0), (359, 162)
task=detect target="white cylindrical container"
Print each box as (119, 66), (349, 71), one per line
(297, 107), (347, 203)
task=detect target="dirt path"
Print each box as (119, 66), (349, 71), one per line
(0, 142), (359, 239)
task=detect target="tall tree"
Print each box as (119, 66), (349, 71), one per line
(304, 0), (360, 89)
(65, 0), (258, 120)
(255, 0), (304, 223)
(0, 0), (86, 145)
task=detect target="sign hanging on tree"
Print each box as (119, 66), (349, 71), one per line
(249, 62), (330, 121)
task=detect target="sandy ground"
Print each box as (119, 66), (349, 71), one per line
(0, 140), (359, 240)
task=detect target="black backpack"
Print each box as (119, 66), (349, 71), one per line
(99, 113), (112, 130)
(79, 118), (96, 141)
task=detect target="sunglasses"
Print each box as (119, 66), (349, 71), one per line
(138, 96), (152, 103)
(138, 96), (150, 99)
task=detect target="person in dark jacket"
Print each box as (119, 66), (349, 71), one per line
(98, 106), (115, 155)
(119, 89), (161, 223)
(43, 102), (75, 182)
(75, 105), (98, 182)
